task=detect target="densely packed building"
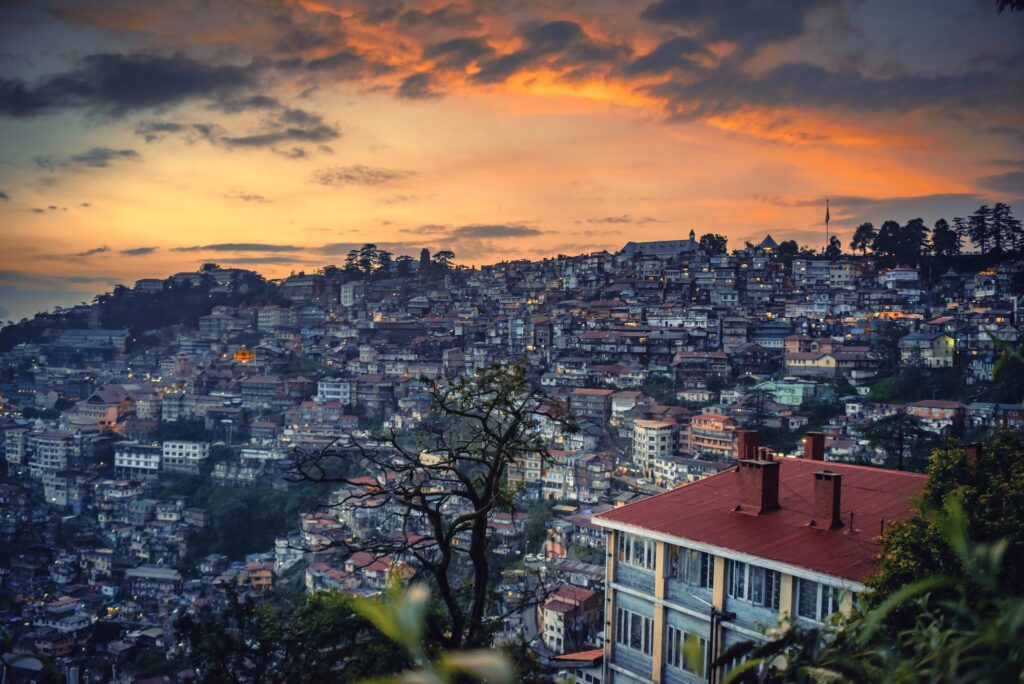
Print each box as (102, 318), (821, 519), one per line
(0, 239), (1021, 680)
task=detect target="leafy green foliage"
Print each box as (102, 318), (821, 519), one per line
(352, 579), (513, 684)
(868, 430), (1024, 603)
(156, 475), (323, 562)
(867, 367), (968, 403)
(699, 233), (728, 256)
(640, 376), (678, 405)
(175, 589), (406, 683)
(856, 413), (942, 472)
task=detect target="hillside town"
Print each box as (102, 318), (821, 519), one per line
(0, 233), (1022, 682)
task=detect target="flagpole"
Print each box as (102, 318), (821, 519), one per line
(825, 198), (830, 254)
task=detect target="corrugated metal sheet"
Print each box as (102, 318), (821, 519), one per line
(596, 459), (925, 582)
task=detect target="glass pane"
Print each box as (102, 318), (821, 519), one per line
(751, 566), (764, 604)
(797, 579), (818, 618)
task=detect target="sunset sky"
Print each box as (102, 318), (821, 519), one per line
(1, 0), (1022, 320)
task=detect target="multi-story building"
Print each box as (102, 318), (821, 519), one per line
(904, 400), (966, 436)
(632, 420), (677, 477)
(686, 412), (736, 459)
(315, 378), (352, 406)
(114, 442), (162, 481)
(161, 440), (210, 474)
(594, 453), (926, 683)
(899, 332), (955, 368)
(570, 388), (615, 424)
(538, 584), (604, 654)
(257, 306), (297, 332)
(29, 430), (75, 478)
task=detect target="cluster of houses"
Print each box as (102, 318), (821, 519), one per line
(0, 236), (1021, 680)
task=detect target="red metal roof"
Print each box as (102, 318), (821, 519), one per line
(596, 459), (925, 583)
(553, 649), (603, 664)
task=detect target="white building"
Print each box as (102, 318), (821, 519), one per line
(114, 442), (162, 481)
(315, 378), (352, 406)
(161, 440), (210, 474)
(632, 419), (677, 477)
(257, 306), (297, 332)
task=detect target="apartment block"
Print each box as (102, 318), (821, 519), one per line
(594, 454), (925, 683)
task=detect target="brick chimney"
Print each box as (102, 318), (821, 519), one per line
(737, 459), (780, 514)
(965, 443), (982, 468)
(736, 430), (759, 461)
(804, 432), (825, 461)
(813, 470), (843, 530)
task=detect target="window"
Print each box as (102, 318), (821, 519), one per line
(727, 560), (780, 609)
(668, 546), (714, 589)
(617, 533), (655, 571)
(796, 579), (842, 621)
(665, 625), (708, 676)
(615, 607), (653, 655)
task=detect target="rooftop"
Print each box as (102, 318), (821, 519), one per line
(595, 458), (925, 584)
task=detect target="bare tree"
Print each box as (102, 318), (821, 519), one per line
(288, 361), (575, 649)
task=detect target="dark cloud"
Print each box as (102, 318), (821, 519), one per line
(214, 256), (316, 265)
(0, 52), (257, 118)
(225, 192), (269, 203)
(648, 62), (1021, 121)
(318, 240), (423, 256)
(623, 36), (713, 76)
(135, 120), (184, 142)
(71, 245), (109, 257)
(172, 243), (304, 253)
(70, 147), (139, 167)
(424, 37), (495, 70)
(214, 95), (281, 113)
(270, 6), (347, 54)
(220, 122), (337, 147)
(977, 171), (1024, 196)
(396, 72), (441, 100)
(134, 99), (339, 153)
(450, 224), (543, 238)
(0, 190), (8, 201)
(983, 125), (1024, 142)
(301, 48), (392, 79)
(399, 4), (480, 31)
(35, 147), (139, 171)
(641, 0), (817, 55)
(583, 215), (664, 225)
(311, 164), (410, 186)
(63, 276), (119, 284)
(120, 246), (158, 256)
(380, 194), (418, 204)
(472, 20), (629, 84)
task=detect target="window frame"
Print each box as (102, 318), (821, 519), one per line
(615, 607), (653, 656)
(668, 545), (714, 589)
(665, 624), (708, 676)
(617, 532), (656, 571)
(727, 560), (781, 609)
(795, 578), (843, 621)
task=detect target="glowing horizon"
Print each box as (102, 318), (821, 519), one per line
(1, 0), (1022, 320)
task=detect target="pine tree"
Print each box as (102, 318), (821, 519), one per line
(850, 222), (876, 255)
(991, 202), (1020, 253)
(932, 218), (961, 256)
(968, 205), (993, 253)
